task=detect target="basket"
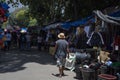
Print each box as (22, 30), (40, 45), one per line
(81, 68), (95, 80)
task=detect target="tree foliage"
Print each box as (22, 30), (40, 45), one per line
(8, 7), (30, 27)
(8, 7), (37, 27)
(28, 17), (37, 27)
(15, 9), (29, 27)
(7, 0), (120, 26)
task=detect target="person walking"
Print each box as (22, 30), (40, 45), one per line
(26, 32), (31, 50)
(54, 33), (69, 78)
(19, 33), (26, 50)
(2, 32), (7, 51)
(6, 31), (12, 50)
(37, 34), (42, 51)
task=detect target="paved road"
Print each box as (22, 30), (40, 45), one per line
(0, 48), (78, 80)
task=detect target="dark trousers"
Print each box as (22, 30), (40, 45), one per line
(6, 41), (11, 50)
(38, 42), (42, 50)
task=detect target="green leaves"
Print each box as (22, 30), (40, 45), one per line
(9, 8), (30, 27)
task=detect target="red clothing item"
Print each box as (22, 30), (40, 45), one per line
(0, 8), (5, 16)
(3, 16), (7, 22)
(114, 35), (120, 46)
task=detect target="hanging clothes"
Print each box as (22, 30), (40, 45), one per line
(113, 35), (120, 51)
(0, 8), (5, 16)
(84, 26), (90, 38)
(87, 31), (104, 47)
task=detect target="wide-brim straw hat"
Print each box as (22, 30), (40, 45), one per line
(58, 33), (65, 38)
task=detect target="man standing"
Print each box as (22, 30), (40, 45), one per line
(0, 31), (4, 50)
(54, 33), (69, 78)
(26, 32), (31, 50)
(6, 31), (12, 50)
(37, 34), (42, 51)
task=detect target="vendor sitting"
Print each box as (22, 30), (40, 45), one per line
(97, 50), (110, 64)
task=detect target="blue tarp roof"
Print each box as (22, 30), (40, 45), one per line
(44, 10), (120, 30)
(61, 15), (95, 30)
(61, 22), (71, 30)
(71, 15), (94, 26)
(61, 10), (120, 29)
(43, 23), (62, 30)
(109, 10), (120, 17)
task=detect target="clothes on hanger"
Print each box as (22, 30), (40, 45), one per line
(113, 35), (120, 51)
(87, 31), (104, 47)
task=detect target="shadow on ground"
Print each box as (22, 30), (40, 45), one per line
(0, 48), (56, 73)
(51, 73), (68, 78)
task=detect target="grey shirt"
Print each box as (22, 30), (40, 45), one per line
(56, 39), (68, 58)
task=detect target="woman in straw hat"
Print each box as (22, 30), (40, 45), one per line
(54, 32), (69, 77)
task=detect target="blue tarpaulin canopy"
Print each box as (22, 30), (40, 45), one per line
(61, 15), (94, 30)
(44, 23), (62, 30)
(61, 10), (120, 29)
(44, 10), (120, 30)
(71, 15), (94, 26)
(60, 22), (71, 30)
(109, 10), (120, 17)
